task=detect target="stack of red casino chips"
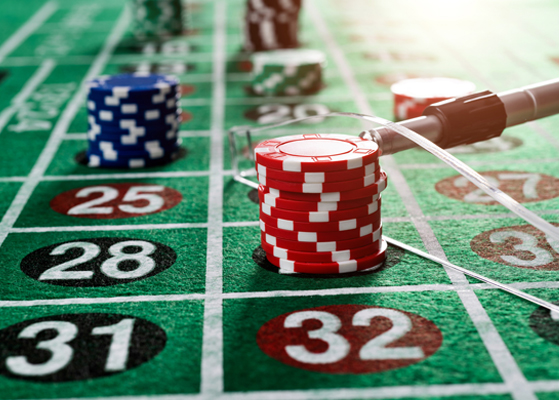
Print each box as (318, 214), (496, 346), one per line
(255, 134), (388, 274)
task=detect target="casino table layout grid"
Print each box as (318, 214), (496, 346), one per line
(1, 0), (559, 399)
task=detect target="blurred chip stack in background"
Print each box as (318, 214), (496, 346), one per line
(244, 0), (302, 52)
(250, 49), (325, 96)
(132, 0), (184, 41)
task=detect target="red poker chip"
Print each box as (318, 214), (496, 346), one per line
(257, 168), (381, 193)
(260, 219), (380, 242)
(254, 134), (380, 173)
(256, 161), (378, 183)
(261, 225), (383, 252)
(260, 208), (381, 232)
(262, 171), (388, 202)
(261, 239), (381, 263)
(265, 240), (387, 274)
(259, 185), (380, 212)
(260, 199), (380, 222)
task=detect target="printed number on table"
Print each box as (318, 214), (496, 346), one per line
(50, 183), (182, 219)
(20, 238), (177, 286)
(0, 313), (166, 382)
(257, 304), (442, 374)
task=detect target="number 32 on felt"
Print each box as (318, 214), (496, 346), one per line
(257, 304), (443, 374)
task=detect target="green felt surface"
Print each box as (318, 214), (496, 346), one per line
(0, 228), (207, 299)
(222, 222), (452, 293)
(0, 0), (559, 398)
(16, 177), (209, 227)
(0, 301), (204, 399)
(223, 293), (502, 391)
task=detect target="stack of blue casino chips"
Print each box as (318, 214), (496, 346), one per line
(86, 73), (182, 169)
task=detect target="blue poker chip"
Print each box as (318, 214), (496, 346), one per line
(88, 138), (181, 153)
(85, 73), (183, 170)
(86, 148), (182, 169)
(87, 109), (181, 129)
(87, 107), (181, 127)
(87, 123), (179, 143)
(87, 93), (180, 114)
(87, 88), (180, 107)
(87, 73), (180, 95)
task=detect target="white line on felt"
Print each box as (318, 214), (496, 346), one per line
(180, 98), (212, 106)
(222, 382), (510, 400)
(4, 278), (559, 309)
(0, 59), (56, 135)
(111, 52), (214, 64)
(0, 294), (205, 308)
(530, 380), (559, 393)
(0, 10), (130, 247)
(222, 221), (259, 228)
(200, 0), (226, 395)
(381, 216), (413, 223)
(182, 94), (367, 106)
(1, 55), (95, 67)
(0, 284), (456, 309)
(10, 222), (207, 233)
(179, 130), (213, 137)
(20, 382), (511, 400)
(0, 177), (27, 182)
(470, 280), (559, 291)
(223, 284), (459, 300)
(0, 1), (58, 64)
(307, 2), (535, 399)
(37, 20), (116, 33)
(41, 170), (210, 181)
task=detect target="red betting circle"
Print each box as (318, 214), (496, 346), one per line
(180, 84), (196, 96)
(471, 223), (559, 271)
(50, 183), (182, 219)
(257, 304), (443, 374)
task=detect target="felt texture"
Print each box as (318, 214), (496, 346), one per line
(1, 0), (559, 397)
